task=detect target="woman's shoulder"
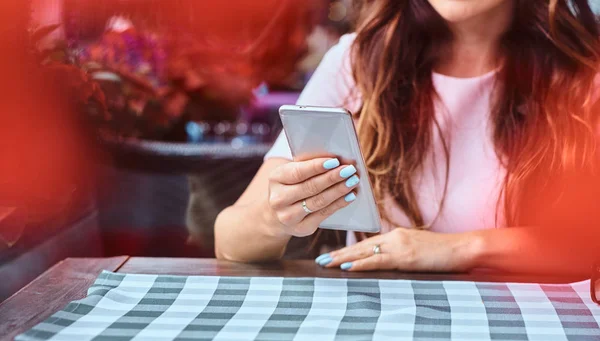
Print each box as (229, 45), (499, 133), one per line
(336, 33), (357, 52)
(312, 33), (356, 75)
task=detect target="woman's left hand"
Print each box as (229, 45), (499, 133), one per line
(315, 228), (482, 272)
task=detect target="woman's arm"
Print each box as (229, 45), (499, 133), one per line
(214, 34), (360, 262)
(476, 170), (600, 275)
(319, 224), (598, 275)
(322, 168), (600, 275)
(214, 159), (291, 262)
(472, 225), (598, 275)
(214, 156), (359, 262)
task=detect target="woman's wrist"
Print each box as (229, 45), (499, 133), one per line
(260, 201), (292, 240)
(453, 230), (488, 271)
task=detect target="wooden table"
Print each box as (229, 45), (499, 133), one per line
(0, 257), (585, 341)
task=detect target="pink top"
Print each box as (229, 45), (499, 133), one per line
(265, 34), (508, 244)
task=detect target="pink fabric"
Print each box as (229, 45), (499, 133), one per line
(265, 34), (507, 244)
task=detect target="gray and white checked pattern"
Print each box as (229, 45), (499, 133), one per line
(17, 271), (600, 341)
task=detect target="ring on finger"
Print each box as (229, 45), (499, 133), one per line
(373, 244), (381, 255)
(302, 200), (314, 214)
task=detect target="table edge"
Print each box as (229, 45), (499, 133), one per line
(117, 257), (587, 284)
(0, 256), (129, 341)
(0, 256), (129, 307)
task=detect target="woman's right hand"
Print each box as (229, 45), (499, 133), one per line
(267, 157), (360, 237)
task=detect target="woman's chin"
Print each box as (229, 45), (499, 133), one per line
(427, 0), (512, 24)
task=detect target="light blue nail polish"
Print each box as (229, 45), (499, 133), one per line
(323, 158), (340, 170)
(344, 192), (356, 202)
(315, 253), (330, 263)
(345, 175), (360, 188)
(318, 256), (333, 266)
(341, 262), (353, 270)
(339, 165), (357, 179)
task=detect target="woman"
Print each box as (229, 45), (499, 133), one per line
(214, 0), (600, 274)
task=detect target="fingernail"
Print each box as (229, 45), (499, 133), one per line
(341, 262), (353, 270)
(344, 192), (356, 202)
(345, 175), (360, 188)
(323, 158), (340, 170)
(339, 165), (357, 179)
(318, 255), (333, 266)
(315, 253), (330, 263)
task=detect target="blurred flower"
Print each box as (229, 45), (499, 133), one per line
(106, 15), (134, 33)
(76, 25), (179, 138)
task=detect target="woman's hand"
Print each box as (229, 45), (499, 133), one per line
(316, 228), (483, 272)
(267, 157), (360, 237)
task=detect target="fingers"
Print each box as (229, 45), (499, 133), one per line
(266, 157), (360, 238)
(287, 165), (358, 204)
(295, 194), (357, 236)
(269, 160), (358, 210)
(269, 157), (342, 185)
(270, 174), (359, 230)
(325, 235), (386, 268)
(302, 174), (359, 213)
(340, 254), (396, 272)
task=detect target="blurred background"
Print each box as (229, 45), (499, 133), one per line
(3, 0), (600, 303)
(0, 0), (355, 301)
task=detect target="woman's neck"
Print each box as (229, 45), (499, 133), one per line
(434, 1), (514, 78)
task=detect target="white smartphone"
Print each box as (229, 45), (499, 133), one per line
(278, 104), (381, 233)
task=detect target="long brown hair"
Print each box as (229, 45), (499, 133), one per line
(351, 0), (600, 230)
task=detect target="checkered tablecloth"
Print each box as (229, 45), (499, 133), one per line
(17, 271), (600, 341)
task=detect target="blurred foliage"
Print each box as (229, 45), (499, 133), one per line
(72, 23), (261, 140)
(57, 0), (326, 140)
(33, 24), (110, 133)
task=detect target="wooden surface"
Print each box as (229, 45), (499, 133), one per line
(0, 257), (587, 341)
(120, 257), (585, 283)
(0, 256), (128, 341)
